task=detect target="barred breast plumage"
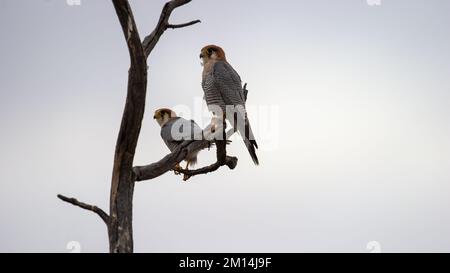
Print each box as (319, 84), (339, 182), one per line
(202, 73), (225, 113)
(202, 61), (245, 113)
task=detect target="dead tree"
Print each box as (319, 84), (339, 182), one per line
(57, 0), (237, 253)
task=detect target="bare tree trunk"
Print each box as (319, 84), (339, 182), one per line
(108, 0), (148, 253)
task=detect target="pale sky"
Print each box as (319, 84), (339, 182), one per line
(1, 0), (450, 252)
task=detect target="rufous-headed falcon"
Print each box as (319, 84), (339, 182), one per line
(153, 108), (206, 174)
(199, 45), (259, 165)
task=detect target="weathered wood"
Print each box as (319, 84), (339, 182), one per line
(57, 194), (110, 225)
(108, 0), (148, 253)
(134, 140), (209, 181)
(142, 0), (200, 58)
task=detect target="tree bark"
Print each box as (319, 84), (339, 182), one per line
(107, 0), (148, 253)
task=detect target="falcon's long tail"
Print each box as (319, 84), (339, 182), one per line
(234, 113), (259, 165)
(244, 138), (259, 165)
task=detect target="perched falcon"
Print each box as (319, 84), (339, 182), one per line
(200, 45), (259, 165)
(153, 108), (204, 172)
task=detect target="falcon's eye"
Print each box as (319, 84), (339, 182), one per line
(207, 48), (214, 54)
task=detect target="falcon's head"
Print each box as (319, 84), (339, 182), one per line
(153, 108), (177, 127)
(200, 45), (226, 65)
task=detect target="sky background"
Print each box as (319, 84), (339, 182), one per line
(1, 0), (450, 253)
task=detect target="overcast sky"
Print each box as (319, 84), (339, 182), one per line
(1, 0), (450, 253)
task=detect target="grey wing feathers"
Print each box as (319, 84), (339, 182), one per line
(209, 61), (259, 165)
(212, 61), (245, 106)
(160, 117), (203, 152)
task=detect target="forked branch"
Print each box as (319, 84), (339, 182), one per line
(178, 153), (238, 181)
(133, 139), (211, 181)
(142, 0), (201, 57)
(134, 123), (239, 182)
(133, 82), (249, 182)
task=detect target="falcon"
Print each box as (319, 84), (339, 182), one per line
(200, 45), (259, 165)
(153, 108), (205, 174)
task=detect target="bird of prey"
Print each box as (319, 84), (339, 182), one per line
(153, 108), (205, 174)
(199, 45), (259, 165)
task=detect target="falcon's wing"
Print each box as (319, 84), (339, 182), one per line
(211, 61), (259, 165)
(161, 117), (203, 152)
(212, 61), (245, 106)
(160, 120), (181, 153)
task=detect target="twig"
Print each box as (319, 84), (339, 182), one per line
(57, 194), (110, 225)
(178, 156), (238, 181)
(167, 20), (201, 29)
(142, 0), (200, 58)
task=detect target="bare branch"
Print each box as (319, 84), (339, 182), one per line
(133, 120), (240, 182)
(57, 194), (110, 225)
(142, 0), (200, 58)
(133, 140), (211, 181)
(178, 156), (238, 181)
(176, 138), (236, 181)
(167, 20), (201, 29)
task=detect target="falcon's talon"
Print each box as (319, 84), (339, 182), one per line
(181, 163), (192, 181)
(173, 163), (182, 175)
